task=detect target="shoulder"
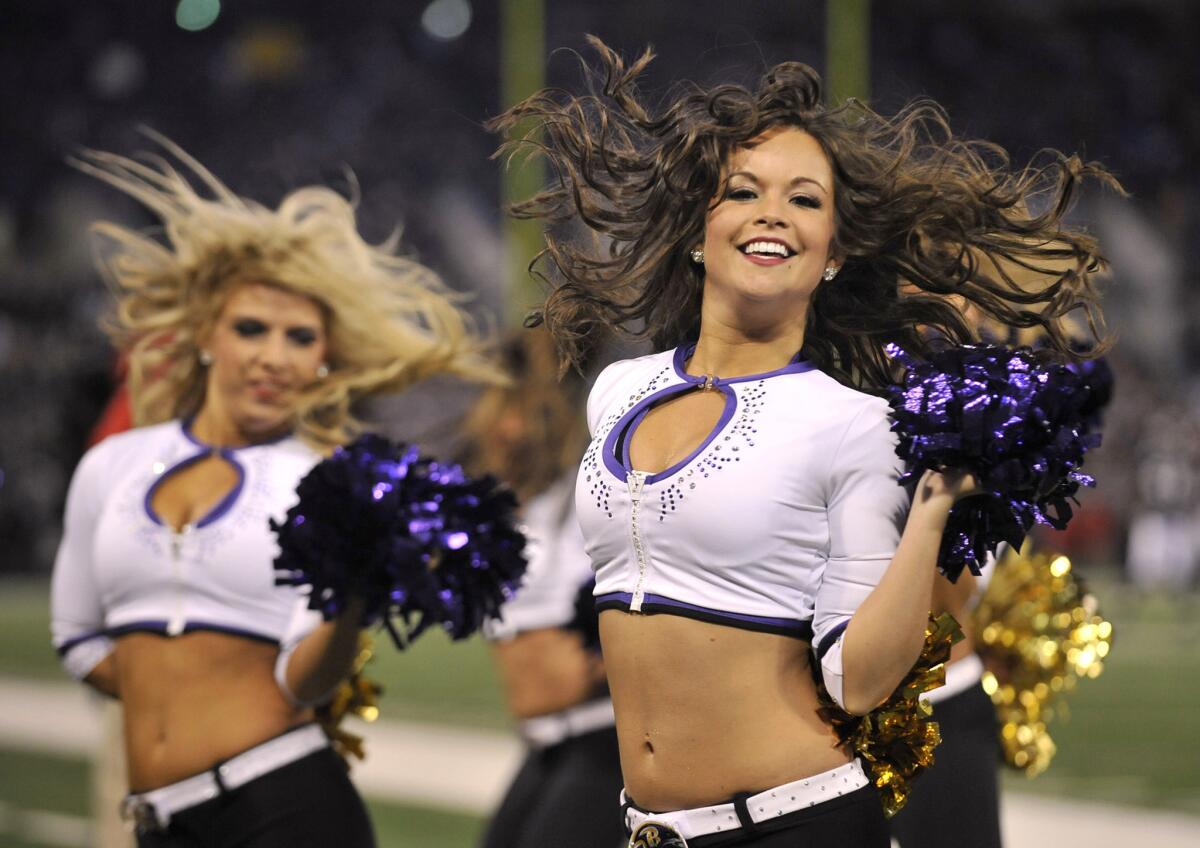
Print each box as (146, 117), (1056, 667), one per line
(790, 368), (892, 429)
(79, 421), (179, 472)
(587, 349), (675, 431)
(592, 349), (675, 394)
(63, 422), (178, 514)
(248, 435), (326, 486)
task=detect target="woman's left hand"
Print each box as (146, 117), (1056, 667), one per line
(914, 468), (981, 506)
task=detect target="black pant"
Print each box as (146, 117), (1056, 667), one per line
(889, 681), (1003, 848)
(627, 783), (889, 848)
(135, 747), (376, 848)
(480, 726), (625, 848)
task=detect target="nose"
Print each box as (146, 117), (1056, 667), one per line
(258, 330), (289, 369)
(754, 193), (788, 227)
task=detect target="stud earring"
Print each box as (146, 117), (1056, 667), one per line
(315, 363), (330, 379)
(690, 247), (704, 265)
(198, 350), (213, 366)
(822, 266), (839, 282)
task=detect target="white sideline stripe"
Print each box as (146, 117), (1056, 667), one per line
(2, 676), (1199, 846)
(350, 719), (522, 813)
(0, 801), (91, 847)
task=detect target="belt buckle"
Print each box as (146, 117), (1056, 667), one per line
(120, 796), (165, 834)
(629, 821), (688, 848)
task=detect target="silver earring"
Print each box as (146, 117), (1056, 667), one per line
(315, 363), (330, 379)
(690, 247), (704, 265)
(198, 350), (213, 366)
(822, 266), (839, 282)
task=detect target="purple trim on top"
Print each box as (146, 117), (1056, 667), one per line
(105, 620), (281, 646)
(815, 618), (850, 660)
(671, 343), (816, 384)
(56, 630), (108, 656)
(143, 447), (246, 530)
(595, 591), (813, 639)
(602, 382), (738, 485)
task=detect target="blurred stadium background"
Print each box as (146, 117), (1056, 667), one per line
(1, 1), (1199, 845)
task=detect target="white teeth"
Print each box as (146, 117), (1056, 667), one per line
(742, 240), (790, 257)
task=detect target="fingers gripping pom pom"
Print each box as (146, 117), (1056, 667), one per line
(884, 344), (1108, 582)
(272, 434), (528, 648)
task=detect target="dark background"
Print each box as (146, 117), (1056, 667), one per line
(3, 0), (1198, 586)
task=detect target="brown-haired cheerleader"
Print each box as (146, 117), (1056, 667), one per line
(50, 136), (493, 848)
(463, 332), (624, 848)
(491, 38), (1114, 848)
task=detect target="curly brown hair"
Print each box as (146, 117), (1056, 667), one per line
(490, 38), (1121, 389)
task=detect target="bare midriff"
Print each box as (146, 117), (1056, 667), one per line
(599, 609), (849, 812)
(115, 632), (311, 791)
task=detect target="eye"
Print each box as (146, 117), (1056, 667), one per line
(790, 195), (822, 209)
(287, 327), (320, 346)
(725, 186), (757, 201)
(232, 319), (267, 337)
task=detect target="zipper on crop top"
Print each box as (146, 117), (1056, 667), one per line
(167, 524), (193, 636)
(627, 471), (649, 611)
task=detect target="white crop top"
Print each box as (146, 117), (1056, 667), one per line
(576, 346), (910, 707)
(50, 420), (324, 682)
(484, 475), (594, 641)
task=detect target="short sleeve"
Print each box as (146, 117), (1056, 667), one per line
(812, 399), (909, 708)
(50, 442), (116, 680)
(272, 595), (326, 706)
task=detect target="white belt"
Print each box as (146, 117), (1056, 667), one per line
(519, 698), (615, 749)
(623, 760), (869, 843)
(121, 724), (328, 830)
(923, 653), (984, 705)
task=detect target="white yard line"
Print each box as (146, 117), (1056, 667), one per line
(2, 677), (1198, 847)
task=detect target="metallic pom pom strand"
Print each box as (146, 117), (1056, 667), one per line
(273, 434), (528, 650)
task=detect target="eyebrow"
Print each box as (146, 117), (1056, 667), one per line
(728, 170), (829, 195)
(231, 313), (322, 331)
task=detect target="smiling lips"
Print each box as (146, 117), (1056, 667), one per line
(738, 237), (796, 266)
(249, 380), (288, 402)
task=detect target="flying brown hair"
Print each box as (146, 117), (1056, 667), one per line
(491, 37), (1121, 389)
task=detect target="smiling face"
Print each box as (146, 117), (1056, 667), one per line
(196, 282), (328, 444)
(700, 127), (839, 329)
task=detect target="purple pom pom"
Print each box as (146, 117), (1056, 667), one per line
(885, 344), (1108, 582)
(271, 434), (527, 648)
(1065, 356), (1114, 433)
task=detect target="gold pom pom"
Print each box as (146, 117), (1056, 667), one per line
(316, 633), (384, 765)
(816, 613), (963, 816)
(973, 544), (1113, 777)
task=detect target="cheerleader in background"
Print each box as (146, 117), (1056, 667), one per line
(463, 332), (625, 848)
(50, 136), (493, 847)
(889, 563), (1001, 847)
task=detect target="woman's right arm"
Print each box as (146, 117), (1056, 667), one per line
(50, 441), (119, 698)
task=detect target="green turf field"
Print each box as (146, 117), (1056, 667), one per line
(3, 573), (1199, 846)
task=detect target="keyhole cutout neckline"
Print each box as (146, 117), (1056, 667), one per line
(602, 344), (815, 485)
(142, 420), (290, 532)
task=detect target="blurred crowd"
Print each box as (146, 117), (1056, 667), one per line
(2, 0), (1199, 589)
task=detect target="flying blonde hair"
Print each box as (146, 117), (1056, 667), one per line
(74, 133), (498, 448)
